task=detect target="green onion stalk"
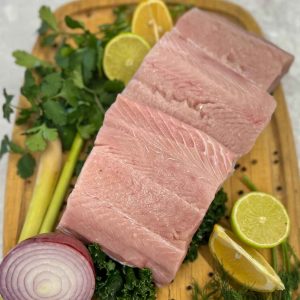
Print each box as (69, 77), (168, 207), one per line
(40, 133), (84, 233)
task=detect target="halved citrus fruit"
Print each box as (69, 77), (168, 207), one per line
(231, 192), (290, 248)
(132, 0), (173, 46)
(103, 33), (150, 84)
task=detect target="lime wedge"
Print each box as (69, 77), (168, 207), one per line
(231, 192), (290, 248)
(209, 224), (284, 292)
(103, 33), (150, 84)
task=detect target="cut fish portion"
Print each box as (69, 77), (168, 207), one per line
(58, 154), (186, 284)
(60, 96), (236, 285)
(59, 148), (194, 284)
(69, 147), (202, 247)
(96, 95), (236, 210)
(175, 8), (294, 92)
(124, 33), (276, 157)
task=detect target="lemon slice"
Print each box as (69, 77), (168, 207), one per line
(103, 33), (150, 84)
(209, 225), (285, 292)
(132, 0), (173, 46)
(231, 192), (290, 248)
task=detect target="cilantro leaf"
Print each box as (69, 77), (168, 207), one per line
(26, 130), (46, 152)
(0, 135), (25, 159)
(55, 44), (74, 69)
(103, 80), (125, 93)
(65, 16), (85, 30)
(21, 70), (40, 102)
(59, 79), (80, 106)
(13, 50), (52, 69)
(41, 33), (58, 47)
(2, 89), (14, 122)
(42, 99), (67, 126)
(9, 141), (24, 154)
(100, 6), (131, 45)
(77, 123), (96, 139)
(41, 72), (63, 97)
(57, 125), (76, 151)
(38, 20), (49, 35)
(71, 69), (85, 89)
(41, 124), (58, 141)
(82, 47), (97, 84)
(17, 153), (36, 179)
(25, 124), (58, 152)
(39, 6), (58, 32)
(0, 135), (10, 159)
(16, 107), (37, 125)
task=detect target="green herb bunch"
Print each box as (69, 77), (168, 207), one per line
(0, 6), (131, 179)
(88, 244), (156, 300)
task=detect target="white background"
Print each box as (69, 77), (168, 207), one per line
(0, 0), (299, 257)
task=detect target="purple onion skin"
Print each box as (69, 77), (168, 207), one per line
(0, 232), (95, 300)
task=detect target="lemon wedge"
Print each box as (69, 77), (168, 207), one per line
(209, 224), (285, 292)
(132, 0), (173, 46)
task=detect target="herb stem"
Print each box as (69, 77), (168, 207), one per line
(40, 133), (84, 233)
(84, 87), (105, 114)
(282, 241), (291, 273)
(241, 175), (258, 191)
(93, 93), (105, 114)
(272, 247), (279, 273)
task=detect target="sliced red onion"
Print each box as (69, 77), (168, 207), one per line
(0, 233), (95, 300)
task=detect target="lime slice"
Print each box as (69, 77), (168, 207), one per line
(209, 225), (284, 292)
(231, 192), (290, 248)
(132, 0), (173, 46)
(103, 33), (150, 85)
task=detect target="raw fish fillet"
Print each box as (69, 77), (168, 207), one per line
(124, 32), (276, 157)
(175, 8), (294, 92)
(58, 8), (288, 286)
(59, 96), (236, 285)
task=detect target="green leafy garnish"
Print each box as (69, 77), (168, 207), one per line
(2, 89), (14, 122)
(42, 99), (67, 126)
(40, 72), (63, 98)
(13, 50), (52, 69)
(17, 153), (36, 179)
(88, 244), (156, 300)
(1, 5), (129, 177)
(190, 268), (266, 300)
(65, 15), (85, 30)
(100, 6), (132, 45)
(25, 124), (58, 152)
(0, 135), (24, 158)
(185, 189), (227, 262)
(39, 6), (58, 32)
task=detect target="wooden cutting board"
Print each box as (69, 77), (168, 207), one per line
(3, 0), (300, 299)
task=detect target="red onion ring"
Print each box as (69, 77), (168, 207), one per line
(0, 233), (95, 300)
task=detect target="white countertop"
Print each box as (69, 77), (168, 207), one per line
(0, 0), (299, 257)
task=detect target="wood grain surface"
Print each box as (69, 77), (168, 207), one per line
(3, 0), (300, 299)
